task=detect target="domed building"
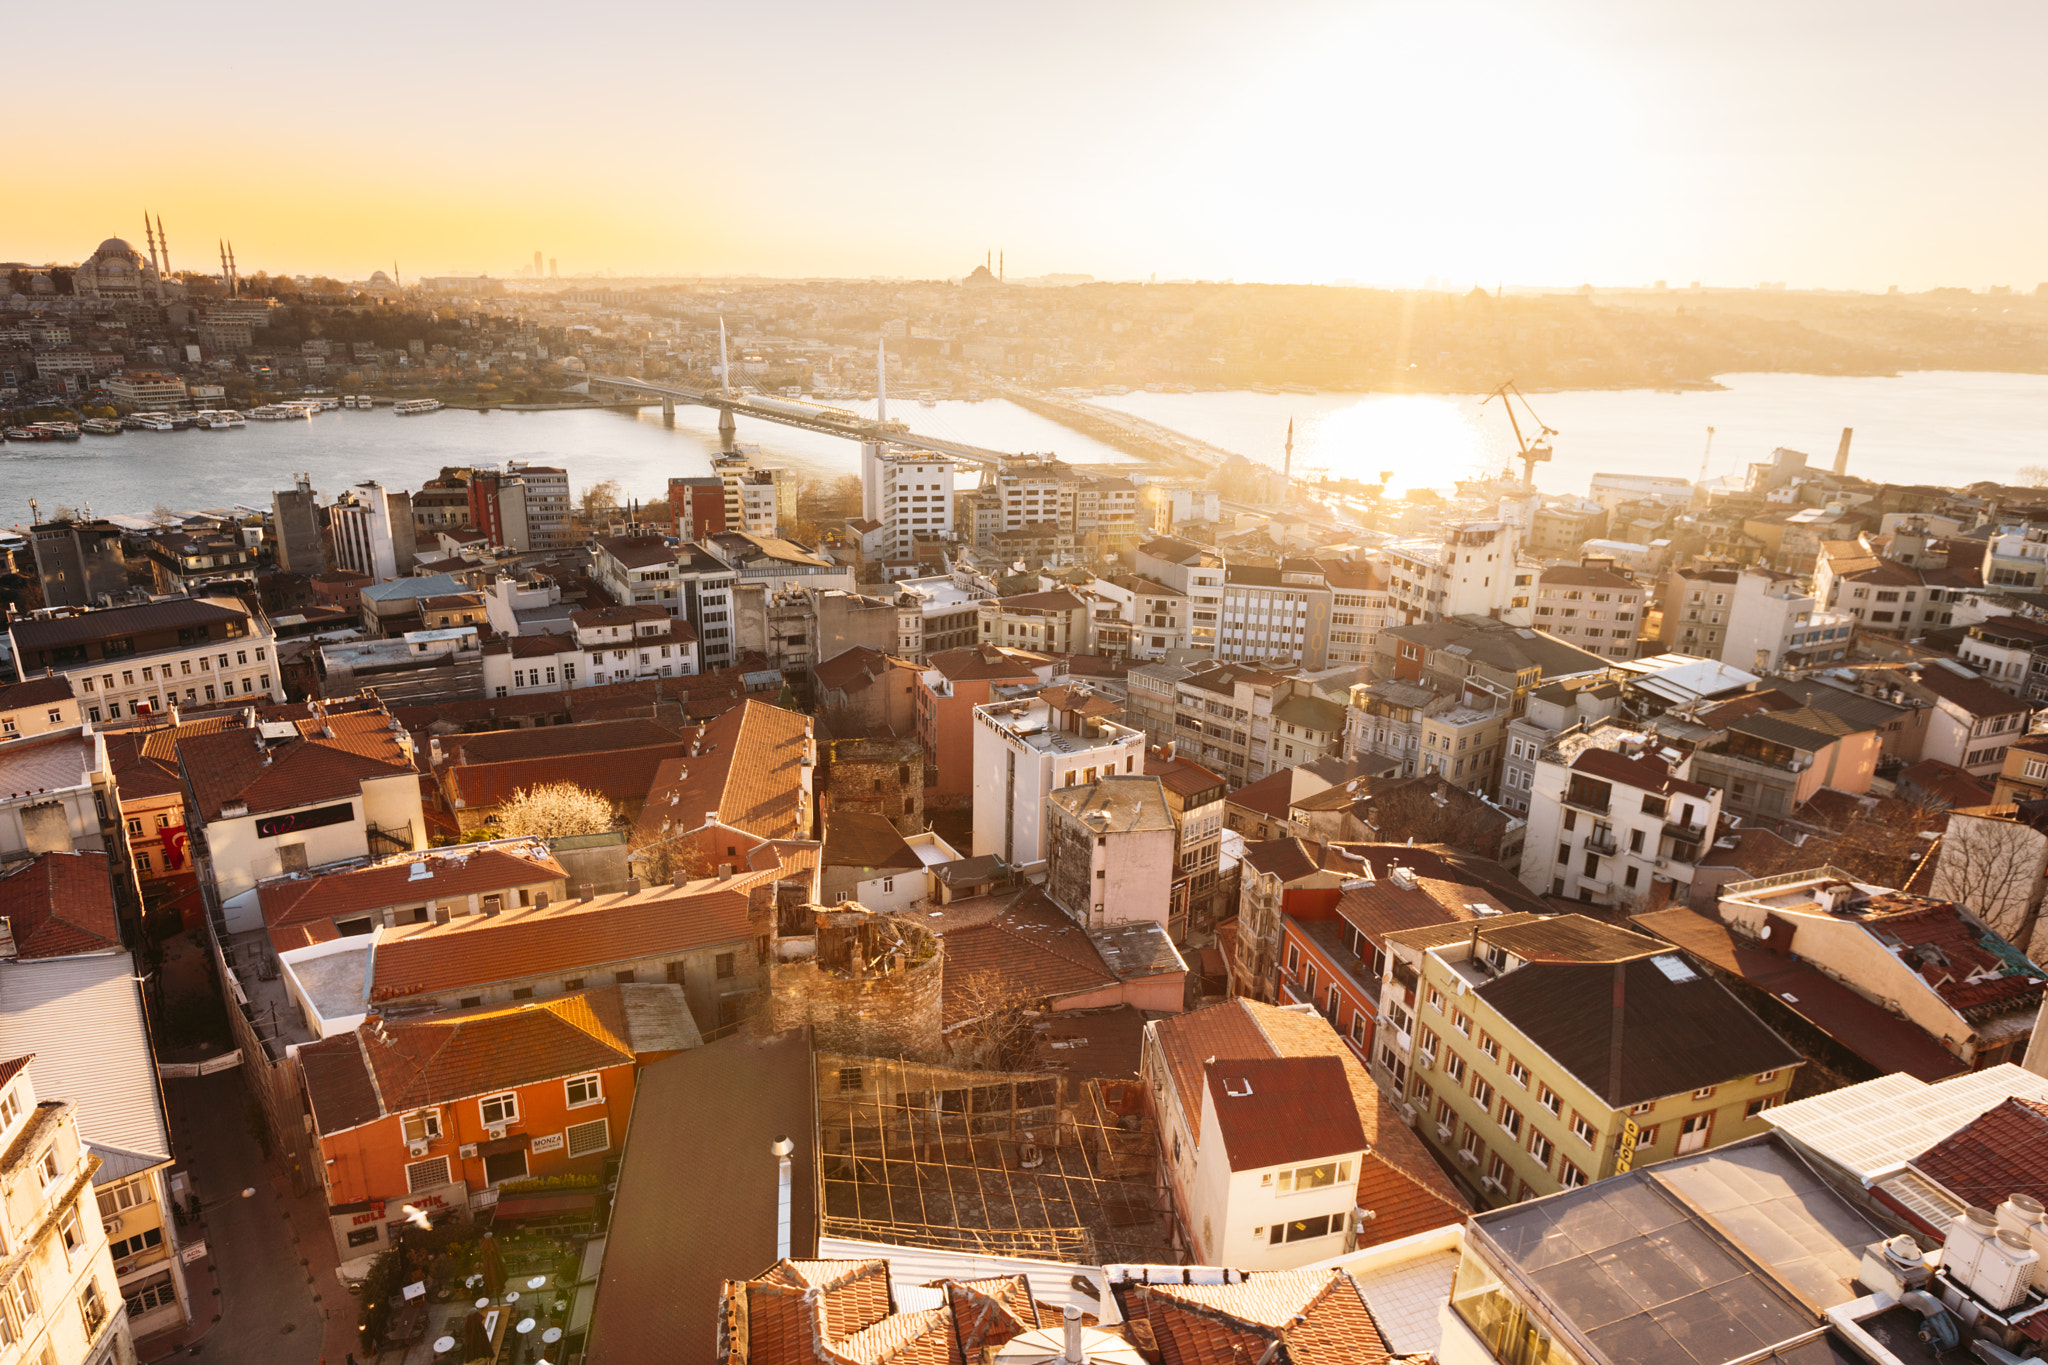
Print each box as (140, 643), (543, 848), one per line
(74, 236), (160, 301)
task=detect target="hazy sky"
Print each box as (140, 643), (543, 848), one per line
(11, 0), (2044, 290)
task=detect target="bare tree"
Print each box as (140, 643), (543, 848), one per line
(486, 782), (620, 840)
(946, 972), (1046, 1071)
(1928, 809), (2048, 955)
(627, 825), (718, 886)
(1354, 776), (1506, 860)
(2018, 465), (2048, 489)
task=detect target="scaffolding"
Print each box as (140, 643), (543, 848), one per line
(816, 1053), (1178, 1266)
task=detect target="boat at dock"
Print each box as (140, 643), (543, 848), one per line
(394, 399), (443, 415)
(80, 419), (121, 435)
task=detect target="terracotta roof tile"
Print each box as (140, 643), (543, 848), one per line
(939, 890), (1118, 1023)
(301, 988), (639, 1136)
(1205, 1055), (1365, 1170)
(631, 700), (813, 842)
(1136, 1270), (1391, 1365)
(1911, 1096), (2048, 1212)
(257, 840), (564, 941)
(180, 708), (417, 820)
(0, 853), (120, 958)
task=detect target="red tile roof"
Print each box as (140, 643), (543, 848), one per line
(1910, 1096), (2048, 1214)
(364, 852), (808, 1001)
(938, 890), (1117, 1023)
(1866, 903), (2048, 1016)
(923, 645), (1048, 682)
(180, 707), (417, 820)
(258, 841), (565, 946)
(721, 1259), (1040, 1365)
(300, 988), (638, 1137)
(1130, 1269), (1391, 1365)
(1227, 770), (1300, 822)
(1570, 745), (1713, 800)
(1205, 1055), (1365, 1171)
(631, 700), (812, 842)
(0, 853), (120, 958)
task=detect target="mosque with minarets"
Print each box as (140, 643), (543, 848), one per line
(71, 214), (185, 300)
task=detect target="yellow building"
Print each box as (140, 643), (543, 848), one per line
(1375, 913), (1799, 1208)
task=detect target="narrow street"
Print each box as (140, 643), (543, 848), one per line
(150, 1070), (328, 1363)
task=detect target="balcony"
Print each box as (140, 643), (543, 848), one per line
(1663, 820), (1708, 844)
(1583, 830), (1618, 855)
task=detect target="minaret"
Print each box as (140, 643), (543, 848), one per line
(1282, 417), (1294, 503)
(156, 214), (168, 279)
(142, 213), (159, 276)
(999, 250), (1004, 282)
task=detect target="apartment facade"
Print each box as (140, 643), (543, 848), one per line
(1380, 521), (1517, 625)
(1378, 915), (1799, 1208)
(970, 693), (1146, 865)
(1517, 726), (1723, 909)
(9, 597), (279, 725)
(1216, 562), (1332, 671)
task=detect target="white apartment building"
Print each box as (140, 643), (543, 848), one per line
(1088, 574), (1188, 661)
(1142, 1010), (1369, 1269)
(103, 372), (187, 409)
(503, 462), (570, 548)
(1323, 563), (1390, 667)
(1517, 724), (1722, 909)
(1380, 521), (1517, 625)
(1217, 563), (1332, 670)
(988, 457), (1079, 536)
(1074, 478), (1140, 552)
(330, 482), (411, 582)
(890, 573), (993, 663)
(481, 604), (699, 697)
(9, 597), (280, 724)
(1722, 566), (1857, 673)
(1135, 538), (1225, 655)
(1526, 561), (1645, 662)
(861, 446), (957, 556)
(970, 694), (1147, 867)
(0, 1061), (133, 1365)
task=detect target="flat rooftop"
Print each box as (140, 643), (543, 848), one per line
(976, 697), (1140, 756)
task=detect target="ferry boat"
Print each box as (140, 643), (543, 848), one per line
(168, 415), (199, 430)
(316, 397), (341, 411)
(246, 406), (292, 421)
(80, 419), (121, 436)
(35, 423), (81, 440)
(219, 410), (246, 428)
(3, 429), (41, 442)
(918, 394), (939, 408)
(132, 413), (174, 431)
(393, 398), (443, 415)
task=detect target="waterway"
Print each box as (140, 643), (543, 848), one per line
(6, 371), (2046, 524)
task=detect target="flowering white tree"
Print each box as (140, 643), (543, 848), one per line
(487, 782), (619, 840)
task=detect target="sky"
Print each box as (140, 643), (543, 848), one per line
(9, 0), (2046, 291)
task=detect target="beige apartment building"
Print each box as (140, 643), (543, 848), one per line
(1374, 914), (1799, 1209)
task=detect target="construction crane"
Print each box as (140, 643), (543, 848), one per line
(1480, 380), (1556, 485)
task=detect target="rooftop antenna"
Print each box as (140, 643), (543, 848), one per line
(1699, 426), (1716, 485)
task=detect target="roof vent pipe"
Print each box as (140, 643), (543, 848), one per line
(1062, 1305), (1083, 1365)
(772, 1135), (795, 1261)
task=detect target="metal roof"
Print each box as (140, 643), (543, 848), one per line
(0, 953), (170, 1180)
(1764, 1063), (2048, 1182)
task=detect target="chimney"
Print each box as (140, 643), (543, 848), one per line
(719, 864), (734, 881)
(579, 883), (594, 903)
(1063, 1305), (1084, 1364)
(772, 1135), (795, 1261)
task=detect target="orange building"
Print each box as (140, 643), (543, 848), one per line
(298, 985), (698, 1260)
(915, 645), (1048, 803)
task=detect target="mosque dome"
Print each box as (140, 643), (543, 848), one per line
(94, 238), (142, 262)
(76, 235), (157, 299)
(368, 271), (393, 285)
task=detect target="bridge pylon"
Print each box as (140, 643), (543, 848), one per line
(717, 406), (737, 450)
(662, 395), (676, 426)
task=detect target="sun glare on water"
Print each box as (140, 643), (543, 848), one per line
(1301, 395), (1498, 496)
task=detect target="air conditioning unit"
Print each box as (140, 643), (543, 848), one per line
(1435, 1122), (1455, 1142)
(486, 1125), (507, 1141)
(1457, 1148), (1479, 1166)
(103, 1218), (122, 1238)
(1395, 1102), (1418, 1126)
(1481, 1176), (1505, 1194)
(459, 1144), (478, 1159)
(409, 1141), (430, 1158)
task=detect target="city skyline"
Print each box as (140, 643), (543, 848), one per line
(13, 0), (2048, 291)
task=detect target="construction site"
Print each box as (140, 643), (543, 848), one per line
(815, 1053), (1179, 1266)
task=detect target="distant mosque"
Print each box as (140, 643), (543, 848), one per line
(962, 249), (1005, 286)
(73, 214), (183, 301)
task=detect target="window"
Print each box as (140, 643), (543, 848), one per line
(405, 1156), (451, 1194)
(59, 1206), (82, 1254)
(1755, 1070), (1777, 1084)
(1417, 1027), (1438, 1064)
(1274, 1161), (1351, 1192)
(1443, 1052), (1467, 1083)
(1746, 1096), (1779, 1120)
(1537, 1084), (1561, 1116)
(1559, 1159), (1586, 1190)
(1692, 1086), (1716, 1100)
(1478, 1033), (1499, 1063)
(1426, 987), (1444, 1013)
(1499, 1104), (1524, 1140)
(1528, 1131), (1553, 1169)
(1678, 1112), (1712, 1153)
(78, 1280), (106, 1337)
(1450, 1010), (1470, 1037)
(479, 1093), (518, 1127)
(565, 1074), (603, 1108)
(1, 1274), (36, 1340)
(106, 1226), (163, 1262)
(1506, 1058), (1529, 1088)
(1631, 1100), (1655, 1115)
(566, 1117), (610, 1158)
(37, 1147), (59, 1189)
(1268, 1214), (1339, 1244)
(123, 1270), (176, 1319)
(401, 1110), (441, 1143)
(1570, 1113), (1597, 1145)
(1486, 1151), (1512, 1189)
(715, 952), (736, 980)
(1471, 1077), (1494, 1110)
